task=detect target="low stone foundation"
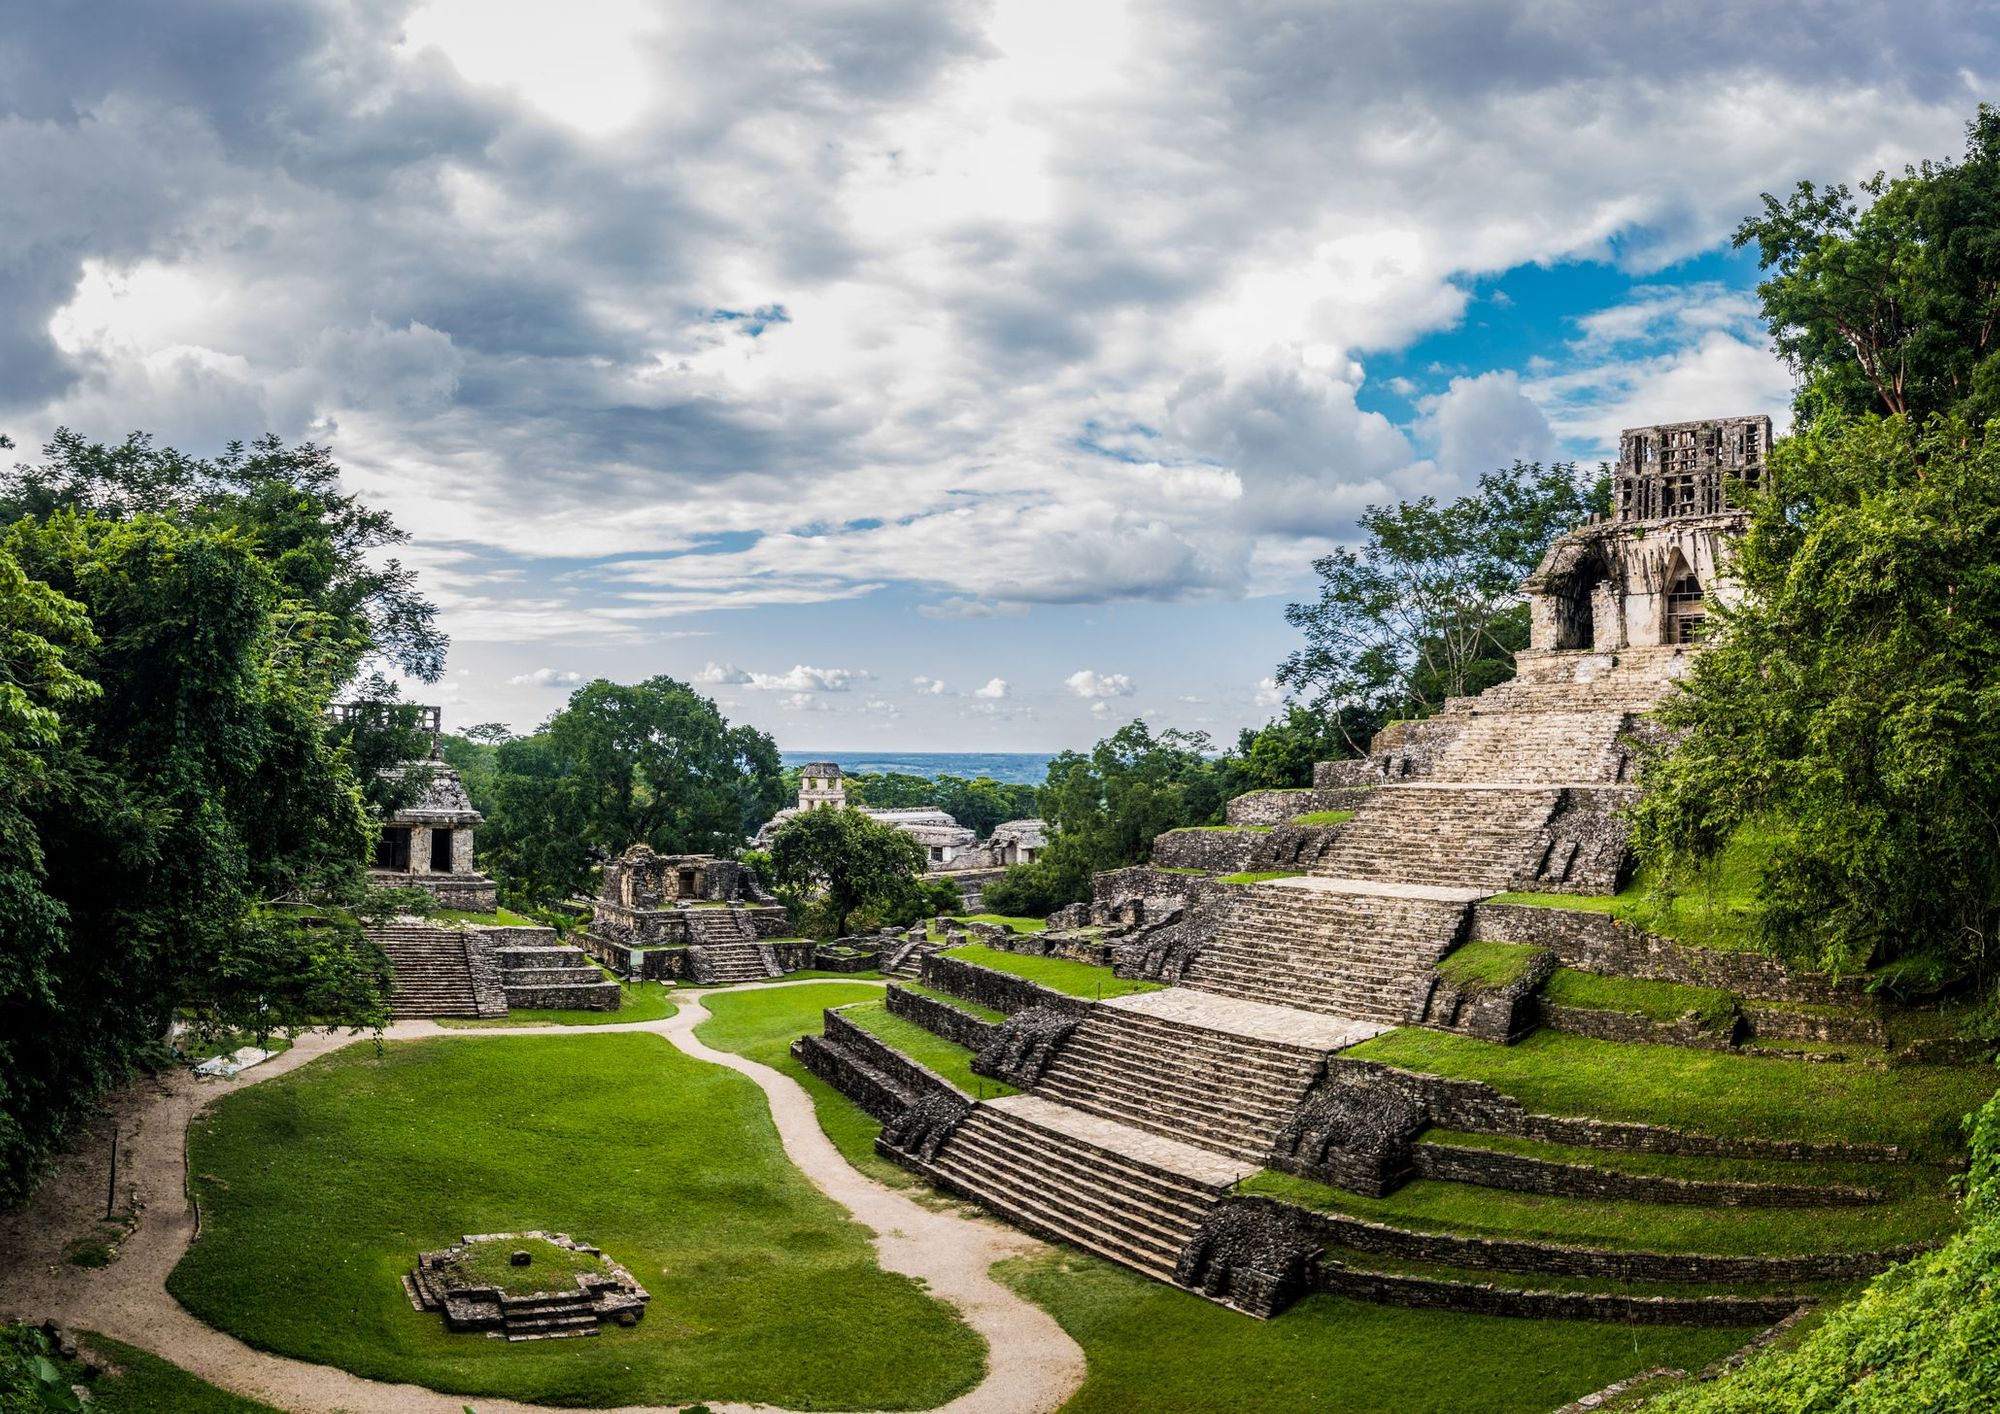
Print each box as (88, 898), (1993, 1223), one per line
(886, 983), (1001, 1051)
(920, 953), (1094, 1018)
(1316, 1262), (1806, 1327)
(1225, 787), (1373, 826)
(1537, 999), (1742, 1050)
(1410, 1141), (1879, 1208)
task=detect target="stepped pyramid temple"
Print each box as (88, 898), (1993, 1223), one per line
(793, 415), (1904, 1322)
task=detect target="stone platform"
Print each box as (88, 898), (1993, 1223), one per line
(1103, 987), (1385, 1052)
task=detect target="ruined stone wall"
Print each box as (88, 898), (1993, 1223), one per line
(887, 983), (1002, 1051)
(1467, 904), (1862, 1005)
(1224, 788), (1372, 826)
(920, 953), (1094, 1017)
(1150, 828), (1268, 872)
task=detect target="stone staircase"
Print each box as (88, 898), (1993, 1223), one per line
(1027, 1001), (1333, 1162)
(496, 1291), (602, 1341)
(684, 906), (761, 944)
(1427, 709), (1636, 785)
(911, 1096), (1241, 1279)
(688, 939), (782, 984)
(1190, 878), (1476, 1023)
(496, 944), (621, 1010)
(373, 924), (486, 1018)
(884, 933), (949, 978)
(1310, 784), (1567, 890)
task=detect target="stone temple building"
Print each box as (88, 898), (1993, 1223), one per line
(752, 762), (979, 868)
(582, 844), (797, 983)
(1523, 415), (1768, 652)
(369, 758), (500, 913)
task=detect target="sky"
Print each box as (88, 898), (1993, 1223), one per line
(3, 1), (1994, 750)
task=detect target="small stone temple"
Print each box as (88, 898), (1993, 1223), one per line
(368, 758), (499, 912)
(1522, 414), (1769, 652)
(582, 845), (797, 981)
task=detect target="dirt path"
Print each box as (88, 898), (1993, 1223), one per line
(0, 983), (1086, 1414)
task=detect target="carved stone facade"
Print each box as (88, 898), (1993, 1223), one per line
(581, 844), (791, 976)
(1524, 415), (1770, 653)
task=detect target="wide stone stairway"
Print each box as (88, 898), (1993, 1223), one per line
(912, 1095), (1249, 1280)
(373, 924), (492, 1019)
(1189, 877), (1484, 1023)
(1310, 783), (1571, 890)
(1029, 991), (1378, 1162)
(689, 939), (781, 984)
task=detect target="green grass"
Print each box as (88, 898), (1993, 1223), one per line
(841, 1001), (1018, 1099)
(1218, 870), (1306, 884)
(691, 981), (917, 1189)
(448, 1234), (610, 1296)
(995, 1250), (1756, 1414)
(1290, 809), (1356, 826)
(898, 981), (1008, 1023)
(170, 1030), (983, 1409)
(941, 943), (1164, 1000)
(1242, 1169), (1959, 1256)
(1344, 1029), (1997, 1158)
(78, 1334), (283, 1414)
(1167, 823), (1273, 833)
(1486, 827), (1781, 953)
(1436, 941), (1551, 991)
(1542, 968), (1738, 1028)
(951, 913), (1048, 932)
(430, 906), (540, 926)
(437, 978), (678, 1028)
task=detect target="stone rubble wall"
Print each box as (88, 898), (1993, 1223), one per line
(461, 930), (510, 1017)
(886, 982), (1002, 1051)
(1234, 1195), (1917, 1285)
(1324, 1058), (1907, 1162)
(820, 1008), (964, 1104)
(1224, 788), (1373, 826)
(1150, 828), (1270, 873)
(1536, 1000), (1742, 1050)
(1468, 903), (1862, 1005)
(1408, 1142), (1878, 1208)
(920, 953), (1095, 1018)
(1316, 1262), (1805, 1327)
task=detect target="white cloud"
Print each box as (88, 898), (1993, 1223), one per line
(695, 661), (754, 685)
(1066, 669), (1136, 699)
(974, 676), (1010, 699)
(778, 692), (832, 712)
(1254, 676), (1284, 707)
(1420, 370), (1557, 484)
(508, 666), (585, 686)
(751, 664), (868, 692)
(913, 675), (950, 695)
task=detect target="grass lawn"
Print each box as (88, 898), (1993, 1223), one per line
(692, 981), (917, 1189)
(942, 943), (1164, 1000)
(430, 906), (541, 926)
(1344, 1029), (1997, 1158)
(437, 979), (679, 1028)
(1242, 1169), (1959, 1256)
(76, 1334), (282, 1414)
(1290, 809), (1356, 826)
(1542, 968), (1737, 1027)
(842, 1001), (1019, 1099)
(1486, 827), (1781, 953)
(171, 1031), (983, 1409)
(1436, 941), (1550, 990)
(951, 913), (1048, 932)
(1218, 870), (1306, 884)
(898, 980), (1008, 1023)
(995, 1250), (1756, 1414)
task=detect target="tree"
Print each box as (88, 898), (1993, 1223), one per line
(767, 807), (928, 938)
(1227, 704), (1361, 791)
(1630, 415), (2000, 998)
(1278, 461), (1601, 745)
(1736, 106), (2000, 429)
(466, 678), (784, 903)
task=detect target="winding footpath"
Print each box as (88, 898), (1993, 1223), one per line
(0, 982), (1087, 1414)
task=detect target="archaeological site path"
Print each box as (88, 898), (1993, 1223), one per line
(0, 980), (1087, 1414)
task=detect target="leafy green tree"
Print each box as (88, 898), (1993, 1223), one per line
(1226, 704), (1362, 791)
(932, 774), (1040, 837)
(1278, 461), (1601, 744)
(1736, 105), (2000, 429)
(1631, 415), (2000, 997)
(767, 806), (928, 938)
(470, 677), (784, 902)
(845, 771), (937, 809)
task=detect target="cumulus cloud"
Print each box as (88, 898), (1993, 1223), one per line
(913, 675), (950, 695)
(1420, 371), (1558, 485)
(1067, 669), (1136, 699)
(1254, 676), (1284, 707)
(974, 677), (1010, 699)
(508, 666), (585, 686)
(695, 661), (754, 685)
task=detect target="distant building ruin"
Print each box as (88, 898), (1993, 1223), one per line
(1523, 415), (1769, 653)
(752, 762), (979, 868)
(368, 757), (500, 913)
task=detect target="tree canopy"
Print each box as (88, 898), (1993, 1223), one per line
(1631, 414), (2000, 998)
(1737, 105), (2000, 429)
(765, 806), (933, 938)
(0, 430), (431, 1203)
